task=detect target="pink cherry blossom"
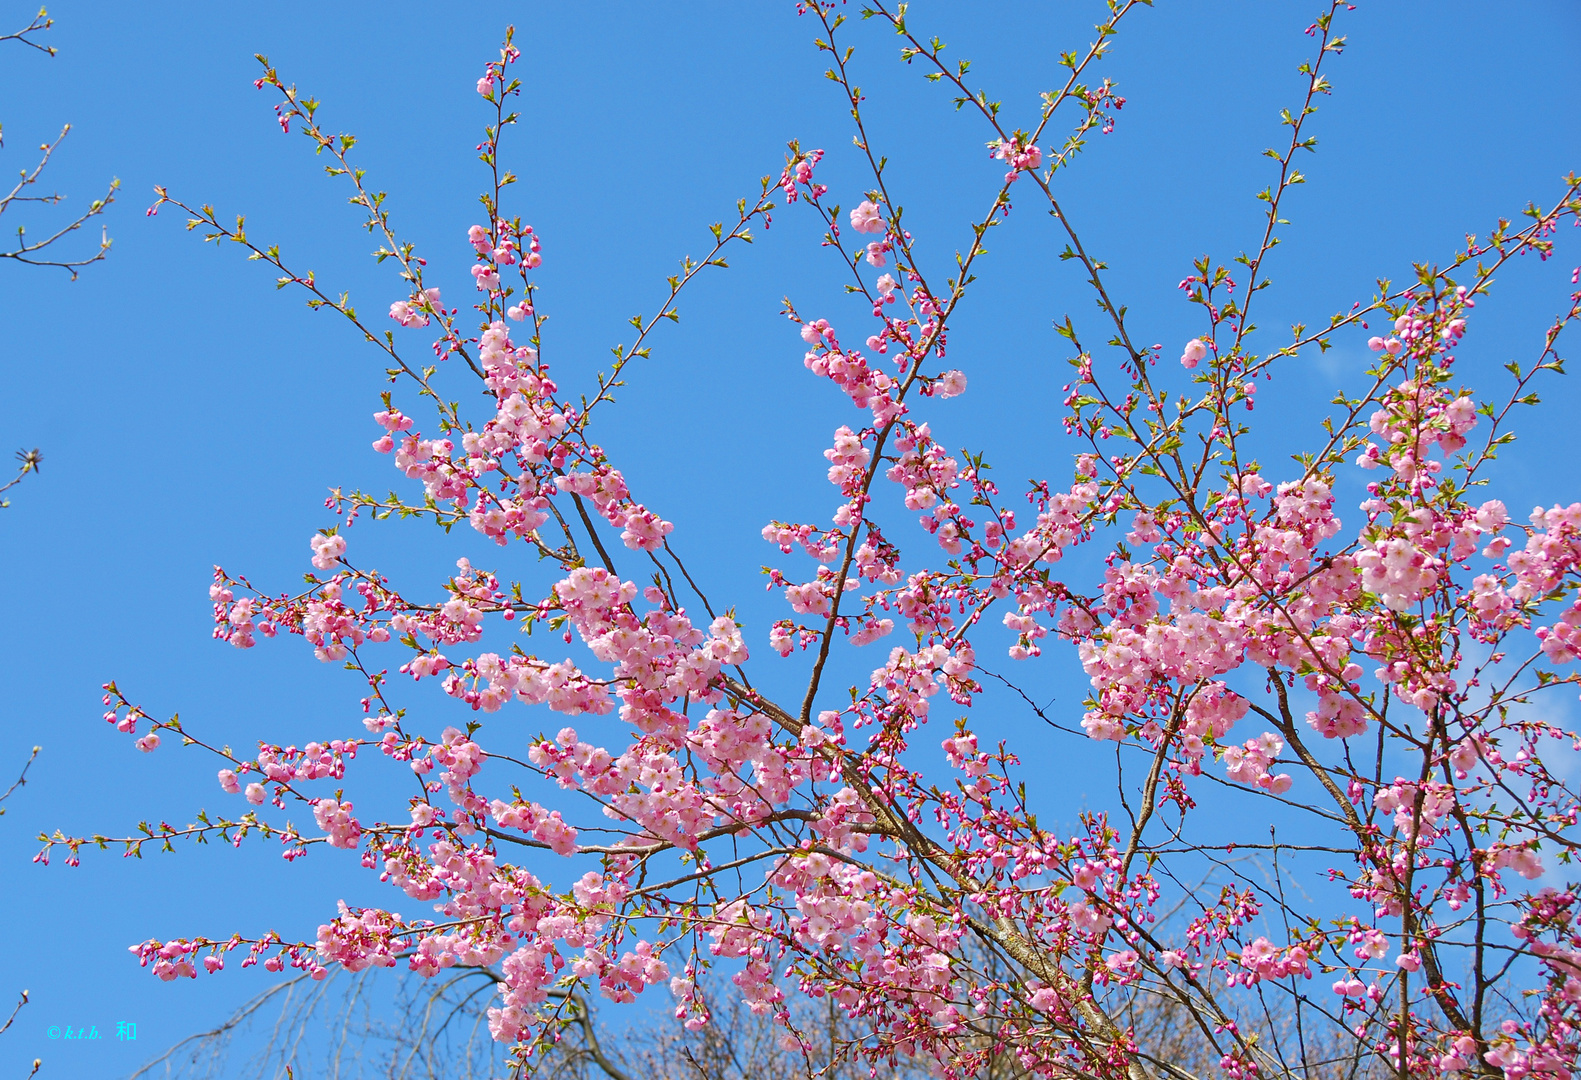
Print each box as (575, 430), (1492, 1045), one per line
(72, 14), (1581, 1080)
(848, 200), (884, 234)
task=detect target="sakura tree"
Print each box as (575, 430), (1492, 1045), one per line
(44, 4), (1581, 1079)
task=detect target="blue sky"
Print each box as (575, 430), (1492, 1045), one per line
(1, 2), (1577, 1077)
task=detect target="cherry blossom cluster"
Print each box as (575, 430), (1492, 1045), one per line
(55, 7), (1581, 1080)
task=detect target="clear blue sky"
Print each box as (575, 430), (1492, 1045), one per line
(1, 2), (1577, 1077)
